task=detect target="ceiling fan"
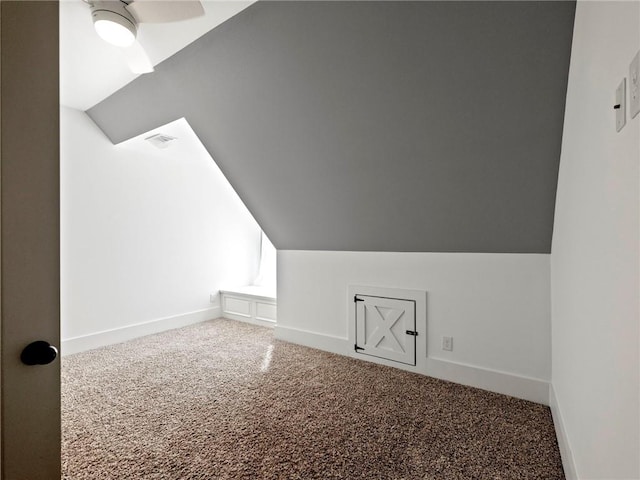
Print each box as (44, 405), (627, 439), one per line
(86, 0), (205, 74)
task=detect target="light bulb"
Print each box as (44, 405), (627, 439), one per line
(94, 19), (136, 47)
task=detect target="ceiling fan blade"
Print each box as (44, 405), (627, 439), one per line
(124, 41), (154, 74)
(126, 0), (205, 24)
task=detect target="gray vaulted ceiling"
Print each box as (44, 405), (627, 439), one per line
(88, 1), (576, 253)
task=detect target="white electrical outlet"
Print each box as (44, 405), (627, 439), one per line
(629, 50), (640, 119)
(442, 336), (453, 351)
(616, 78), (626, 132)
(210, 292), (218, 304)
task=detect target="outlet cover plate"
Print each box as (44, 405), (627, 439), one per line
(442, 336), (453, 351)
(616, 78), (626, 132)
(630, 50), (640, 119)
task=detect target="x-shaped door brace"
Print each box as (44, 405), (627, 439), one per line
(366, 306), (405, 352)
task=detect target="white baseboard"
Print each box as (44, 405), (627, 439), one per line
(549, 384), (578, 480)
(425, 357), (549, 405)
(274, 324), (549, 405)
(223, 312), (276, 329)
(275, 325), (351, 356)
(61, 307), (221, 356)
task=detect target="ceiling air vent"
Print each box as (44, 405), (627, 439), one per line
(145, 133), (177, 149)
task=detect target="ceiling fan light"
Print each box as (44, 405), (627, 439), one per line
(91, 2), (137, 47)
(94, 19), (136, 47)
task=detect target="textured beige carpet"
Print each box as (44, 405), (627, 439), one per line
(62, 319), (564, 479)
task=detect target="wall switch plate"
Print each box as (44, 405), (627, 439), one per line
(629, 50), (640, 119)
(616, 78), (626, 132)
(442, 336), (453, 351)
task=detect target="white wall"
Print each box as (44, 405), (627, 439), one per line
(61, 107), (261, 350)
(277, 251), (551, 403)
(551, 1), (640, 479)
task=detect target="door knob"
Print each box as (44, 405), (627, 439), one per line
(21, 341), (58, 365)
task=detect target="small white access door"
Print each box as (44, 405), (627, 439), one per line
(355, 295), (416, 365)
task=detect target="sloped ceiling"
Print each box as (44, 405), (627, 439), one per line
(88, 1), (576, 253)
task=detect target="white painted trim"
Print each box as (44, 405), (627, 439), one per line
(223, 312), (276, 329)
(61, 307), (221, 355)
(221, 290), (277, 328)
(275, 324), (549, 405)
(275, 325), (350, 356)
(220, 287), (276, 303)
(426, 358), (549, 406)
(549, 384), (578, 480)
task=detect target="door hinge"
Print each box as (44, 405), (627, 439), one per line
(354, 344), (365, 351)
(406, 330), (418, 336)
(354, 296), (364, 303)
